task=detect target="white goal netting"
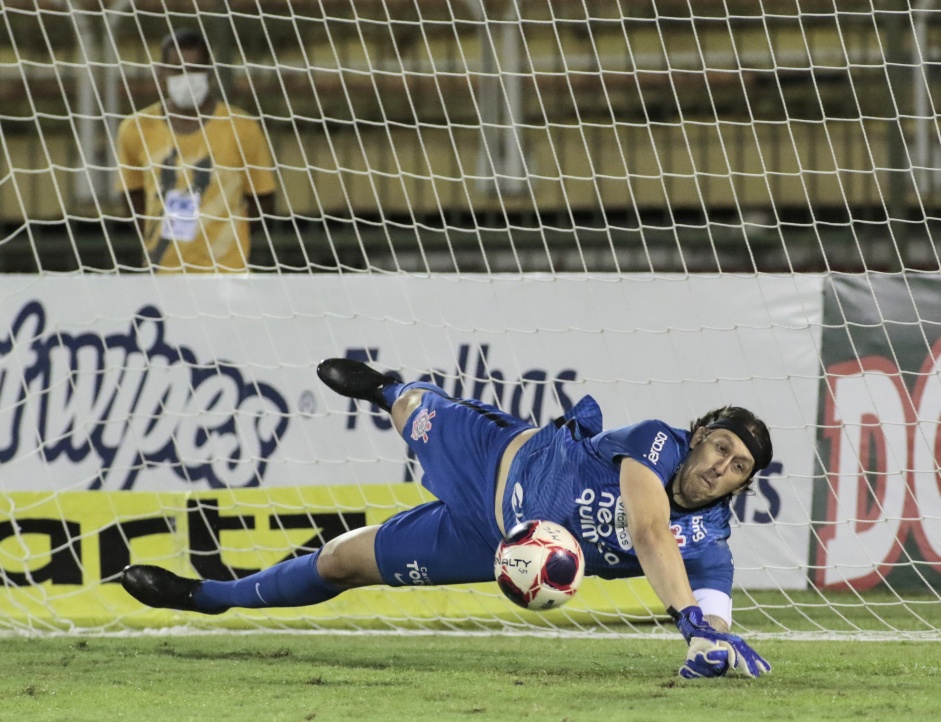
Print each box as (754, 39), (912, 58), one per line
(1, 0), (940, 639)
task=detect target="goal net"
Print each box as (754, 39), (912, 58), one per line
(1, 1), (940, 639)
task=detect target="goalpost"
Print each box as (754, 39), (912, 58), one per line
(1, 1), (940, 639)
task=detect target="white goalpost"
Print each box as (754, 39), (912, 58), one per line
(1, 1), (940, 639)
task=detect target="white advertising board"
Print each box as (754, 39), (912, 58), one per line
(0, 274), (825, 589)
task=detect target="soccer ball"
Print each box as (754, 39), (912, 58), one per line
(494, 520), (585, 611)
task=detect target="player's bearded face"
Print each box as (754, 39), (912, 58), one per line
(673, 428), (755, 508)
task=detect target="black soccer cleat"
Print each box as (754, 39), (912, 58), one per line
(316, 358), (398, 412)
(121, 564), (222, 615)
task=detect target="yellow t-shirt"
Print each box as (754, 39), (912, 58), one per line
(116, 102), (277, 273)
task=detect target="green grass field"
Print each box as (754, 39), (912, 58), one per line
(2, 633), (939, 722)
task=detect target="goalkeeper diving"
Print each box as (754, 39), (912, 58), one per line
(123, 358), (773, 679)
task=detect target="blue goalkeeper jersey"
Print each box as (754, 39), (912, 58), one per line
(502, 395), (735, 594)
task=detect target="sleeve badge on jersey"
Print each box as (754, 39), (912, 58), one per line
(410, 409), (436, 443)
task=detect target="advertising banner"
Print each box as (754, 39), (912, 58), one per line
(814, 274), (941, 591)
(0, 274), (825, 594)
(0, 486), (659, 629)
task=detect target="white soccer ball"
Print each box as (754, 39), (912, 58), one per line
(494, 520), (585, 611)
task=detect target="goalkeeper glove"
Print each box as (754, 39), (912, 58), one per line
(669, 605), (771, 679)
(680, 638), (731, 679)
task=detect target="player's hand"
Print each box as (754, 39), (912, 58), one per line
(679, 638), (731, 678)
(670, 605), (771, 678)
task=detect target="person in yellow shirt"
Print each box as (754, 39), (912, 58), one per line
(116, 28), (277, 273)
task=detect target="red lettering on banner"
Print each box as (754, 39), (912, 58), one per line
(853, 412), (888, 537)
(908, 336), (941, 566)
(817, 355), (916, 591)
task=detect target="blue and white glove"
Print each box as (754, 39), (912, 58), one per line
(680, 638), (731, 679)
(669, 605), (771, 679)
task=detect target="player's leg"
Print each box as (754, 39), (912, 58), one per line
(374, 500), (497, 587)
(388, 385), (534, 542)
(316, 357), (400, 411)
(390, 388), (425, 435)
(317, 357), (446, 417)
(122, 360), (484, 614)
(194, 524), (385, 611)
(121, 525), (384, 614)
(317, 357), (524, 445)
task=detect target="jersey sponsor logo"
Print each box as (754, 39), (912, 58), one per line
(691, 515), (707, 543)
(410, 409), (436, 443)
(671, 523), (688, 547)
(574, 488), (621, 565)
(644, 430), (669, 464)
(614, 496), (632, 551)
(394, 560), (433, 586)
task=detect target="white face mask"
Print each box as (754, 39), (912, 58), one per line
(166, 72), (210, 110)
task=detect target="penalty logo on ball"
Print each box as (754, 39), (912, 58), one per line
(494, 520), (585, 611)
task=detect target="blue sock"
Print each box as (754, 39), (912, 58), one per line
(193, 550), (341, 613)
(380, 380), (447, 410)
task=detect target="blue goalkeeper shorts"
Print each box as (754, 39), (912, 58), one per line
(374, 390), (533, 587)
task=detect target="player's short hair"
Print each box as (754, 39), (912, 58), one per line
(160, 28), (211, 65)
(689, 406), (773, 491)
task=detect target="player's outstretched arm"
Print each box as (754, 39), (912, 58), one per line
(618, 459), (770, 679)
(619, 459), (701, 613)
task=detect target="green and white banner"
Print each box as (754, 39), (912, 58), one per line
(813, 275), (941, 591)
